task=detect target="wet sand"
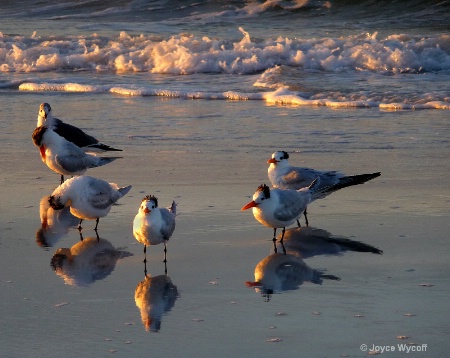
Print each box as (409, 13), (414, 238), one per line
(1, 95), (449, 357)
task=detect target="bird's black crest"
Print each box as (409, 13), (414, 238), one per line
(142, 195), (158, 207)
(32, 125), (47, 146)
(281, 151), (289, 159)
(257, 184), (271, 199)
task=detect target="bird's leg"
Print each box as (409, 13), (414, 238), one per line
(79, 231), (84, 241)
(144, 259), (148, 277)
(272, 228), (278, 254)
(304, 209), (309, 226)
(163, 242), (168, 264)
(60, 175), (64, 185)
(163, 243), (168, 276)
(143, 245), (147, 263)
(95, 230), (100, 242)
(78, 219), (83, 231)
(94, 218), (99, 231)
(296, 219), (302, 228)
(280, 227), (286, 255)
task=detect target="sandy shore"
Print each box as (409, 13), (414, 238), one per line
(1, 96), (449, 357)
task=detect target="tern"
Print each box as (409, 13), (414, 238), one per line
(37, 102), (122, 153)
(48, 175), (132, 231)
(268, 150), (380, 224)
(32, 125), (122, 184)
(133, 195), (177, 264)
(241, 179), (340, 254)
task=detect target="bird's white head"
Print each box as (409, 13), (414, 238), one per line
(241, 184), (271, 211)
(140, 195), (158, 215)
(267, 151), (289, 167)
(39, 103), (52, 120)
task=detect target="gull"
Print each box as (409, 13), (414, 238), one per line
(48, 175), (132, 231)
(37, 102), (122, 152)
(241, 179), (340, 254)
(32, 125), (122, 184)
(246, 253), (340, 300)
(268, 150), (380, 224)
(133, 195), (177, 264)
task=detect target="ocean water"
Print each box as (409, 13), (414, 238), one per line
(1, 1), (449, 357)
(1, 0), (449, 109)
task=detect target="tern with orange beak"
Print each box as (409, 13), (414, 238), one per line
(133, 195), (177, 264)
(267, 151), (380, 225)
(242, 179), (339, 254)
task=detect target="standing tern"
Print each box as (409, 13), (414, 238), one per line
(268, 151), (380, 225)
(37, 102), (122, 153)
(48, 175), (132, 231)
(32, 125), (122, 184)
(241, 179), (341, 254)
(133, 195), (177, 264)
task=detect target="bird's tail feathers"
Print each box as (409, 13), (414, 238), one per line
(94, 156), (122, 167)
(168, 201), (177, 215)
(118, 185), (132, 197)
(86, 143), (123, 152)
(311, 172), (380, 200)
(337, 172), (381, 189)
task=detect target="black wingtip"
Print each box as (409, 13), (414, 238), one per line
(87, 144), (123, 152)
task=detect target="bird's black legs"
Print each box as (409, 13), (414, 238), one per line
(143, 245), (147, 263)
(163, 242), (168, 275)
(94, 218), (99, 231)
(296, 219), (301, 228)
(79, 231), (84, 241)
(304, 209), (309, 226)
(280, 227), (286, 255)
(163, 242), (167, 264)
(60, 175), (64, 184)
(78, 219), (83, 231)
(272, 228), (278, 253)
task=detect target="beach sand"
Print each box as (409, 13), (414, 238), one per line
(1, 95), (449, 357)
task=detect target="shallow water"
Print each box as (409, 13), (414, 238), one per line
(1, 94), (449, 357)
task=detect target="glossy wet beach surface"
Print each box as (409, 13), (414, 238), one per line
(1, 95), (449, 357)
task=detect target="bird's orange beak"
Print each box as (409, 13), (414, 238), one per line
(245, 281), (261, 287)
(267, 158), (278, 164)
(144, 208), (151, 214)
(241, 200), (258, 211)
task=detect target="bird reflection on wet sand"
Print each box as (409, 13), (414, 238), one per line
(246, 253), (340, 301)
(135, 262), (179, 332)
(50, 236), (132, 286)
(279, 226), (383, 258)
(36, 195), (79, 248)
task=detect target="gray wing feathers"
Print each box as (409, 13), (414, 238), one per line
(273, 189), (308, 222)
(160, 208), (176, 240)
(87, 179), (124, 210)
